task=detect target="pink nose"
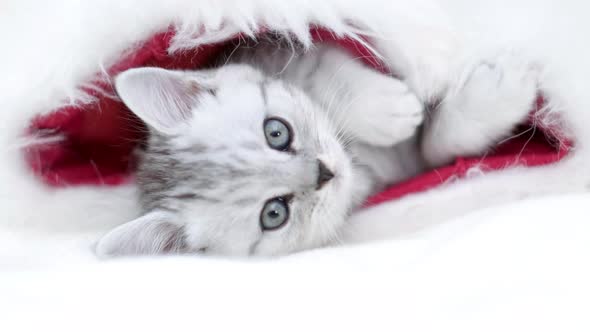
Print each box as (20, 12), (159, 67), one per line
(316, 159), (334, 190)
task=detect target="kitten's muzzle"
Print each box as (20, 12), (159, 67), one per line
(316, 159), (335, 190)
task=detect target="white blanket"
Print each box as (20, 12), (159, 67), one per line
(2, 194), (589, 331)
(2, 1), (590, 330)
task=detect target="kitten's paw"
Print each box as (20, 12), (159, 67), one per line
(348, 77), (424, 146)
(423, 52), (539, 166)
(456, 53), (538, 123)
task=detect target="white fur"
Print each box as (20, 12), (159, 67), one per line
(99, 63), (363, 256)
(1, 0), (589, 260)
(422, 52), (540, 166)
(278, 45), (425, 147)
(97, 39), (433, 256)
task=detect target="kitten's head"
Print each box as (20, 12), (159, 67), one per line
(96, 65), (359, 257)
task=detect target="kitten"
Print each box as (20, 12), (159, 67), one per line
(95, 42), (537, 257)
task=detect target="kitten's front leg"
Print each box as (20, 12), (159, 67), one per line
(306, 46), (424, 147)
(422, 52), (539, 167)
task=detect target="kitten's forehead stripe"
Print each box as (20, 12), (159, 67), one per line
(240, 141), (260, 151)
(139, 131), (265, 211)
(232, 197), (258, 207)
(176, 143), (209, 154)
(229, 155), (248, 165)
(170, 193), (220, 203)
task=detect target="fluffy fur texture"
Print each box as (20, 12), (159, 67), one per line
(96, 44), (424, 256)
(1, 0), (590, 260)
(97, 41), (538, 257)
(99, 63), (368, 256)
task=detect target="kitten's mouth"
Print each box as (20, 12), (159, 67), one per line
(23, 28), (570, 204)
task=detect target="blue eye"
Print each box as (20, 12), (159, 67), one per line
(260, 197), (290, 231)
(264, 117), (292, 151)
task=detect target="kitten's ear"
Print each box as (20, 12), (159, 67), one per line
(115, 67), (213, 134)
(95, 211), (186, 258)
